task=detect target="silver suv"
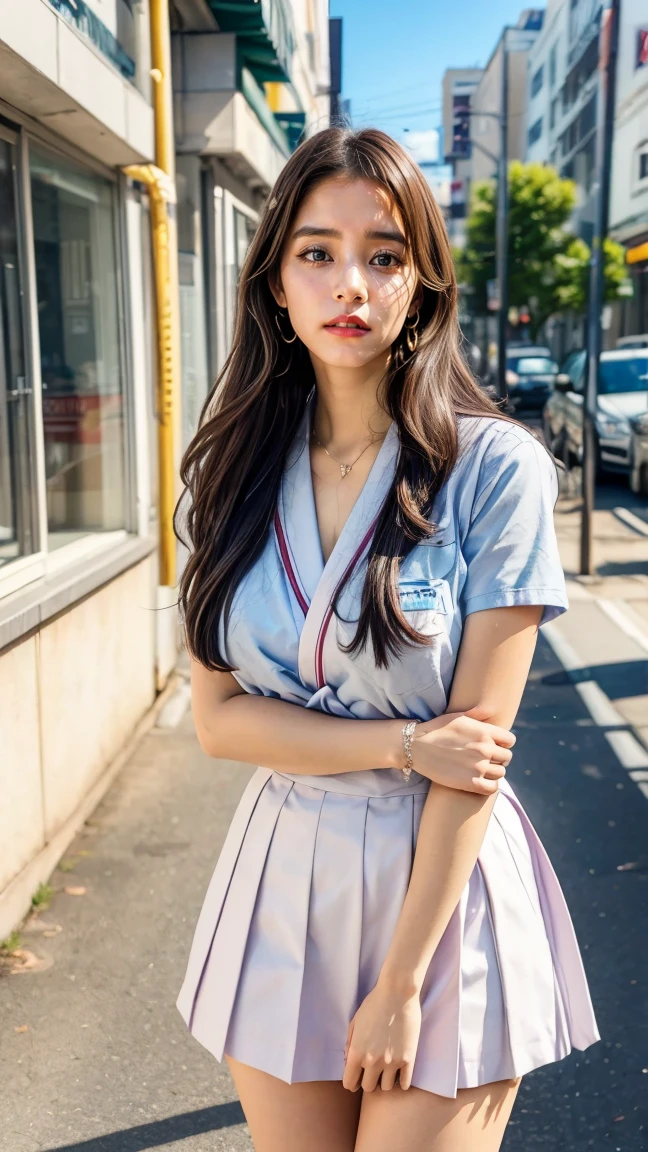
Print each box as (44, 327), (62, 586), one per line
(542, 348), (648, 478)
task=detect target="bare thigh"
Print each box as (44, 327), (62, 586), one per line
(354, 1075), (522, 1152)
(225, 1054), (362, 1152)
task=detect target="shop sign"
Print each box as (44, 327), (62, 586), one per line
(42, 392), (122, 446)
(45, 0), (136, 82)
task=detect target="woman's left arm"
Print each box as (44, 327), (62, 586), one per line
(343, 601), (543, 1093)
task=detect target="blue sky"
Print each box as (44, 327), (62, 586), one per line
(328, 1), (544, 163)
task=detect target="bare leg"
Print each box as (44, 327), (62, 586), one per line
(354, 1075), (522, 1152)
(225, 1054), (363, 1152)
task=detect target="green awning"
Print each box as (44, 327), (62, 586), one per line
(208, 0), (294, 83)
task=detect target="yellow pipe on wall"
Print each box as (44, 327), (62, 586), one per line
(124, 0), (180, 587)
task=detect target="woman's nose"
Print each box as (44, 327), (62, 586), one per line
(334, 260), (368, 303)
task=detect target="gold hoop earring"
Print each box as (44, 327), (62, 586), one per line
(405, 309), (420, 353)
(275, 309), (298, 344)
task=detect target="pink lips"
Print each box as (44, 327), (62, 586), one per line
(324, 313), (371, 337)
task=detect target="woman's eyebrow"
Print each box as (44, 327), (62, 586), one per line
(291, 224), (406, 244)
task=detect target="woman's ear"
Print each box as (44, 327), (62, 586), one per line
(410, 285), (424, 316)
(268, 272), (287, 310)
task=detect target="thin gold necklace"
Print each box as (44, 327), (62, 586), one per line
(311, 426), (386, 477)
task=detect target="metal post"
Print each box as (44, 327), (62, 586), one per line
(495, 31), (509, 401)
(580, 0), (620, 575)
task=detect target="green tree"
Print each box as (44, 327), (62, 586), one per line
(456, 160), (626, 336)
(554, 235), (627, 312)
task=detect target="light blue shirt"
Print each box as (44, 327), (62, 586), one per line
(219, 388), (568, 744)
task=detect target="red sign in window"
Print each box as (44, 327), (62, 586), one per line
(42, 393), (122, 445)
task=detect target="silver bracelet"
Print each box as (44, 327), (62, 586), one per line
(400, 719), (420, 780)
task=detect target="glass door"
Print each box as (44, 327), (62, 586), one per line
(0, 130), (34, 570)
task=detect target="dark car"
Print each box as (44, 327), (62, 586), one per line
(503, 350), (558, 415)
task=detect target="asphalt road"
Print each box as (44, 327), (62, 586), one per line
(501, 629), (648, 1151)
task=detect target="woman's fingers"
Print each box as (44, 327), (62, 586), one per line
(360, 1055), (382, 1092)
(471, 776), (500, 795)
(380, 1065), (399, 1091)
(489, 723), (516, 748)
(342, 1050), (363, 1092)
(398, 1062), (414, 1090)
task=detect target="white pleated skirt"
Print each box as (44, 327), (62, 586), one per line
(176, 766), (600, 1099)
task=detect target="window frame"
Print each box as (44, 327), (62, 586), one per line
(0, 122), (136, 602)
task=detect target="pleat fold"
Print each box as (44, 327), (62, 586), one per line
(176, 766), (276, 1027)
(182, 769), (294, 1060)
(292, 789), (370, 1080)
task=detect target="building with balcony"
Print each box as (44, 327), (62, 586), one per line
(171, 0), (331, 449)
(0, 0), (165, 941)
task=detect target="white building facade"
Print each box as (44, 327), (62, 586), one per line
(609, 0), (648, 339)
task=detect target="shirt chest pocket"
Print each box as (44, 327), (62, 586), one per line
(388, 538), (457, 693)
(388, 580), (452, 694)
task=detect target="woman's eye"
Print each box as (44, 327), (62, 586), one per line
(371, 251), (402, 268)
(298, 247), (331, 264)
(296, 247), (402, 268)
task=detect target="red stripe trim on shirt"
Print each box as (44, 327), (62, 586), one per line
(274, 507), (310, 617)
(314, 516), (379, 690)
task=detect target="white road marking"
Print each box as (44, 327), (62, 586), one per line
(612, 506), (648, 537)
(605, 730), (648, 769)
(597, 597), (648, 655)
(576, 681), (626, 727)
(543, 621), (648, 801)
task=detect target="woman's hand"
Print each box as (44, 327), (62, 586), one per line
(411, 705), (515, 795)
(342, 980), (421, 1093)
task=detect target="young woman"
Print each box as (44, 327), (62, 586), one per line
(174, 126), (599, 1151)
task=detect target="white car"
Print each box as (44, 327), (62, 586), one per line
(542, 349), (648, 478)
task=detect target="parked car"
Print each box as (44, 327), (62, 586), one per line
(616, 334), (648, 350)
(504, 349), (558, 415)
(542, 348), (648, 478)
(629, 411), (648, 496)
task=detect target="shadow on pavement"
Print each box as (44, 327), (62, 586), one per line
(542, 658), (648, 701)
(42, 1100), (247, 1152)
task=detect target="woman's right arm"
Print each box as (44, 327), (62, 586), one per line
(190, 657), (512, 793)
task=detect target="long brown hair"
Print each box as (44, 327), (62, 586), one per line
(175, 125), (558, 671)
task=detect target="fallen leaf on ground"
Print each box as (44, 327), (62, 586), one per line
(9, 949), (53, 974)
(15, 1025), (29, 1033)
(64, 886), (87, 896)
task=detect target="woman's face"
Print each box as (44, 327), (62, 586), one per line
(271, 176), (421, 372)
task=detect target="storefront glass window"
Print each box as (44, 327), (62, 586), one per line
(30, 149), (126, 550)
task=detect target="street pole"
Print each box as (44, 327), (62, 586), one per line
(580, 0), (620, 575)
(495, 31), (509, 401)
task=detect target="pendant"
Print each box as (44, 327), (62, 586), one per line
(340, 463), (351, 477)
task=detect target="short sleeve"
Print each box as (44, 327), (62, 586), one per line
(460, 433), (568, 628)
